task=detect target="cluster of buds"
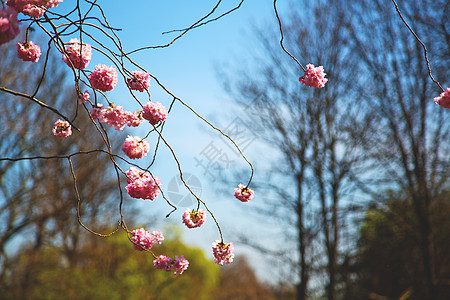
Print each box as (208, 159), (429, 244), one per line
(153, 255), (189, 275)
(234, 184), (254, 202)
(62, 38), (92, 70)
(6, 0), (63, 18)
(212, 240), (235, 265)
(434, 87), (450, 109)
(131, 228), (189, 275)
(121, 136), (150, 159)
(0, 7), (20, 45)
(142, 102), (168, 125)
(130, 228), (164, 251)
(88, 64), (119, 92)
(125, 167), (161, 200)
(90, 104), (144, 131)
(299, 64), (328, 88)
(17, 41), (41, 62)
(52, 119), (72, 138)
(127, 71), (151, 92)
(182, 209), (207, 229)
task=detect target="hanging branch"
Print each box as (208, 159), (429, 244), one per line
(390, 0), (444, 92)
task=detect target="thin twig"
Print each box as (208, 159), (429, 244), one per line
(162, 0), (245, 35)
(390, 0), (444, 92)
(124, 0), (224, 55)
(273, 0), (306, 72)
(0, 87), (81, 132)
(68, 157), (120, 237)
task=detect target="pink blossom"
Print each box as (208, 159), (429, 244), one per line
(78, 90), (90, 104)
(121, 135), (150, 159)
(173, 255), (189, 275)
(7, 1), (43, 18)
(17, 40), (41, 62)
(52, 119), (72, 138)
(142, 102), (168, 125)
(234, 184), (254, 202)
(22, 5), (45, 18)
(153, 255), (173, 270)
(125, 167), (161, 200)
(90, 105), (127, 130)
(62, 38), (92, 70)
(88, 64), (118, 92)
(125, 166), (142, 183)
(152, 231), (164, 244)
(153, 255), (189, 275)
(40, 0), (63, 9)
(131, 228), (154, 251)
(0, 7), (20, 45)
(90, 104), (104, 119)
(99, 105), (128, 130)
(126, 110), (144, 127)
(126, 71), (150, 92)
(182, 209), (207, 229)
(7, 0), (62, 17)
(212, 240), (234, 265)
(434, 88), (450, 109)
(299, 64), (328, 88)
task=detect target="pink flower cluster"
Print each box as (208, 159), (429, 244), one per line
(126, 110), (144, 127)
(62, 38), (92, 70)
(88, 64), (118, 92)
(153, 255), (189, 275)
(182, 209), (207, 229)
(142, 102), (168, 125)
(153, 255), (173, 271)
(130, 227), (189, 275)
(126, 71), (151, 92)
(299, 64), (328, 88)
(0, 7), (20, 45)
(130, 228), (164, 251)
(7, 0), (62, 18)
(121, 135), (150, 159)
(125, 167), (161, 200)
(78, 90), (90, 104)
(434, 87), (450, 109)
(234, 184), (254, 202)
(17, 41), (41, 62)
(52, 119), (72, 138)
(90, 104), (144, 131)
(152, 231), (164, 244)
(212, 241), (234, 265)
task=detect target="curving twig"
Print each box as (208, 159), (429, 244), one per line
(273, 0), (306, 72)
(125, 0), (225, 55)
(162, 0), (245, 35)
(390, 0), (444, 92)
(0, 86), (81, 132)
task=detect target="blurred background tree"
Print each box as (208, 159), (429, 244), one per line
(347, 1), (449, 299)
(214, 256), (273, 300)
(351, 191), (450, 300)
(222, 0), (449, 299)
(0, 33), (125, 282)
(0, 228), (221, 300)
(0, 32), (131, 297)
(222, 0), (368, 299)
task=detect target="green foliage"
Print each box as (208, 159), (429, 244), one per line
(0, 228), (220, 300)
(355, 192), (450, 299)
